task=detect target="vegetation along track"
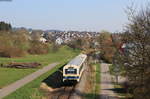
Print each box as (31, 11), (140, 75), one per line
(49, 85), (76, 99)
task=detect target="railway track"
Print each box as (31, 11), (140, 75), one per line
(49, 85), (75, 99)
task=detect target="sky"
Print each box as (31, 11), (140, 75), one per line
(0, 0), (149, 32)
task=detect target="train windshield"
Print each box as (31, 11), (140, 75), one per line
(65, 69), (77, 74)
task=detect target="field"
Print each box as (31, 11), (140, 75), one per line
(0, 46), (79, 88)
(4, 63), (65, 99)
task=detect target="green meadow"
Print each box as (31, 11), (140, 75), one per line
(0, 46), (80, 88)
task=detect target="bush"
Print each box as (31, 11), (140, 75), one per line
(0, 30), (50, 57)
(98, 31), (116, 63)
(28, 41), (50, 54)
(51, 43), (60, 52)
(0, 47), (25, 58)
(0, 32), (27, 57)
(0, 21), (11, 31)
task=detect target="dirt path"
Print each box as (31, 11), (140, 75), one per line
(0, 62), (59, 99)
(100, 63), (118, 99)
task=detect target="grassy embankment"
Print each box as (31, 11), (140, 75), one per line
(0, 46), (79, 88)
(94, 63), (101, 98)
(85, 63), (101, 99)
(4, 63), (64, 99)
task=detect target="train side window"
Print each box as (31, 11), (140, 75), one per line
(74, 69), (77, 74)
(65, 69), (68, 74)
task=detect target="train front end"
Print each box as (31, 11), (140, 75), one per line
(63, 65), (79, 82)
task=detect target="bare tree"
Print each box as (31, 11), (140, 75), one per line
(118, 4), (150, 99)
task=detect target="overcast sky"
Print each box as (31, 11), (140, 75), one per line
(0, 0), (149, 32)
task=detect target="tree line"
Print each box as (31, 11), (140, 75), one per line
(96, 5), (150, 98)
(104, 4), (150, 99)
(0, 22), (51, 57)
(0, 21), (11, 31)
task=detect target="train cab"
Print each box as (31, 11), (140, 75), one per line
(63, 54), (87, 82)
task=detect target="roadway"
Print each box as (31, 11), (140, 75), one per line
(100, 63), (118, 99)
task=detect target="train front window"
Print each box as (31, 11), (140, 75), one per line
(65, 69), (77, 74)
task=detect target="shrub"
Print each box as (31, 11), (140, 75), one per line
(0, 30), (50, 57)
(51, 43), (60, 52)
(0, 47), (25, 58)
(28, 41), (49, 54)
(98, 31), (116, 63)
(0, 32), (27, 57)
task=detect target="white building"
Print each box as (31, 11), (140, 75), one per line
(39, 37), (47, 43)
(55, 38), (63, 45)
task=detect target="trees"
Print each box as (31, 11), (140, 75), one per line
(0, 31), (27, 57)
(28, 41), (49, 54)
(0, 27), (50, 57)
(0, 21), (11, 31)
(0, 23), (29, 57)
(67, 38), (84, 50)
(30, 30), (43, 41)
(97, 31), (116, 63)
(118, 5), (150, 99)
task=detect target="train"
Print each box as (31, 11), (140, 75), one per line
(63, 54), (87, 82)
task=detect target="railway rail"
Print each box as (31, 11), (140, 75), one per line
(47, 54), (87, 99)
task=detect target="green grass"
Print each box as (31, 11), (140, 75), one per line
(95, 64), (100, 94)
(0, 68), (36, 88)
(85, 63), (101, 99)
(94, 63), (101, 98)
(0, 45), (79, 67)
(4, 62), (66, 99)
(0, 45), (80, 88)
